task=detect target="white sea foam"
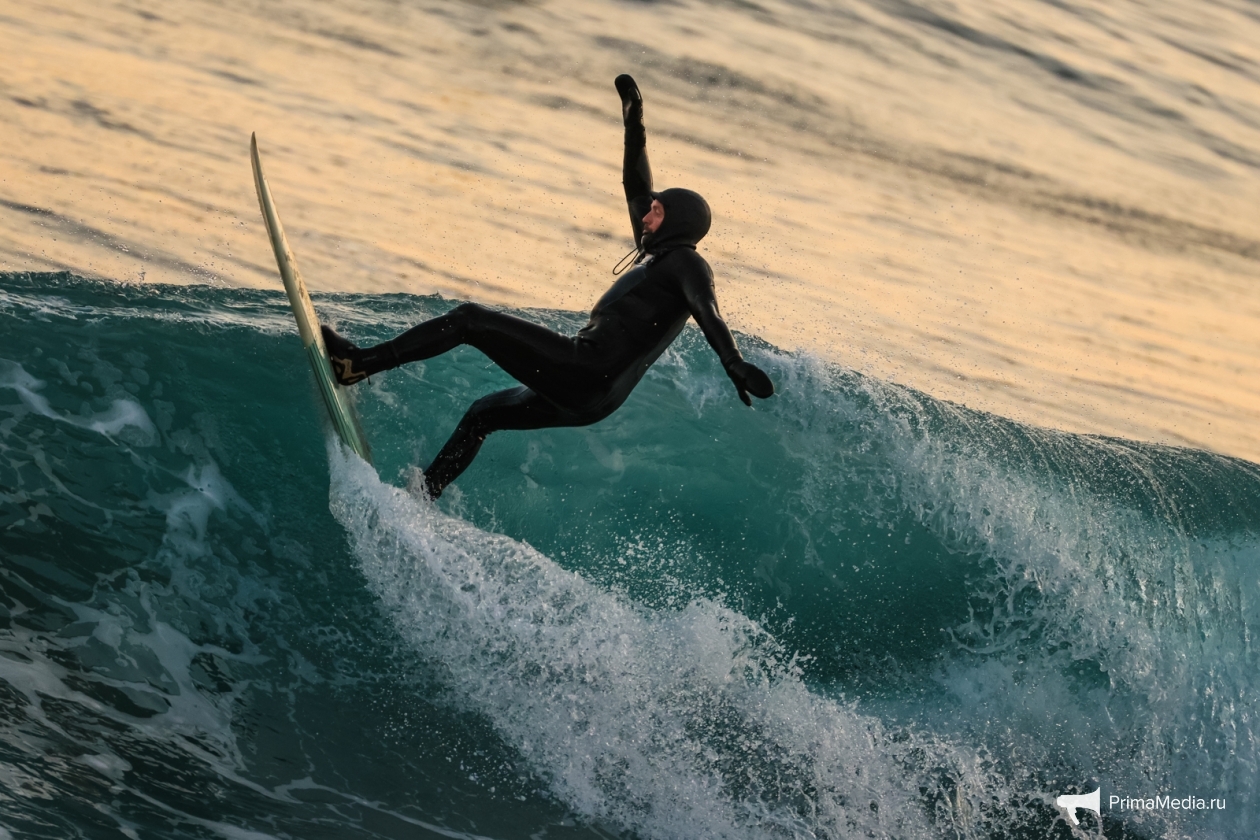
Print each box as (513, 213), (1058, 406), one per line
(825, 368), (1260, 840)
(0, 469), (258, 774)
(329, 442), (1004, 840)
(664, 348), (1260, 839)
(0, 358), (158, 446)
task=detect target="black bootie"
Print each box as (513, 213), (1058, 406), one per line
(322, 326), (399, 386)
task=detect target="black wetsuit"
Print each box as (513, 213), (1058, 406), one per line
(325, 75), (773, 498)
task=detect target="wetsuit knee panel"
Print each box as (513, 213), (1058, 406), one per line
(452, 302), (491, 331)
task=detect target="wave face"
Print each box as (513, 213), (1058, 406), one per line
(0, 271), (1256, 839)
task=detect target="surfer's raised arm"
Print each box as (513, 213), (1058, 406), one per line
(612, 75), (774, 407)
(616, 74), (654, 248)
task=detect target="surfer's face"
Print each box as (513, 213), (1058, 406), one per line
(642, 199), (665, 234)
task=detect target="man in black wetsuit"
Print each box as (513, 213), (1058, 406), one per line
(322, 74), (774, 498)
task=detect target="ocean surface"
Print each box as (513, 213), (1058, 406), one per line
(4, 0), (1260, 462)
(1, 271), (1256, 839)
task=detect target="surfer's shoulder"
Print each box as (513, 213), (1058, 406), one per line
(655, 246), (710, 275)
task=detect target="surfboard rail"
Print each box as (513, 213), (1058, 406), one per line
(250, 133), (372, 463)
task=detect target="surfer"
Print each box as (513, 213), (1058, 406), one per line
(322, 74), (774, 498)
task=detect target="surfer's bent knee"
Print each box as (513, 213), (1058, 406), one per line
(462, 394), (500, 434)
(451, 302), (490, 331)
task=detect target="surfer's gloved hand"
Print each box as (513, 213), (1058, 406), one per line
(725, 359), (774, 406)
(322, 325), (369, 386)
(615, 74), (644, 129)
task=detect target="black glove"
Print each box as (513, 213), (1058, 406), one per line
(614, 74), (643, 126)
(725, 360), (774, 407)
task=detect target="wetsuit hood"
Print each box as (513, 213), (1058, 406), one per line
(643, 188), (711, 255)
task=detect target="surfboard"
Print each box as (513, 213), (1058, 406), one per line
(250, 133), (373, 464)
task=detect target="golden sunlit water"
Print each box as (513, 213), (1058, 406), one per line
(2, 0), (1258, 459)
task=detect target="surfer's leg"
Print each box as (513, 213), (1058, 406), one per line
(423, 385), (589, 499)
(327, 305), (591, 403)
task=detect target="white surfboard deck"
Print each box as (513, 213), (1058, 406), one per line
(250, 133), (372, 464)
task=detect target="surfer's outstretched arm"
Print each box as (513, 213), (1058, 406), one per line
(616, 74), (654, 249)
(675, 253), (775, 407)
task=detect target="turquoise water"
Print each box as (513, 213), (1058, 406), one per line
(0, 271), (1256, 839)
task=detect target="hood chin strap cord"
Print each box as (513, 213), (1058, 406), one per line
(611, 244), (642, 275)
